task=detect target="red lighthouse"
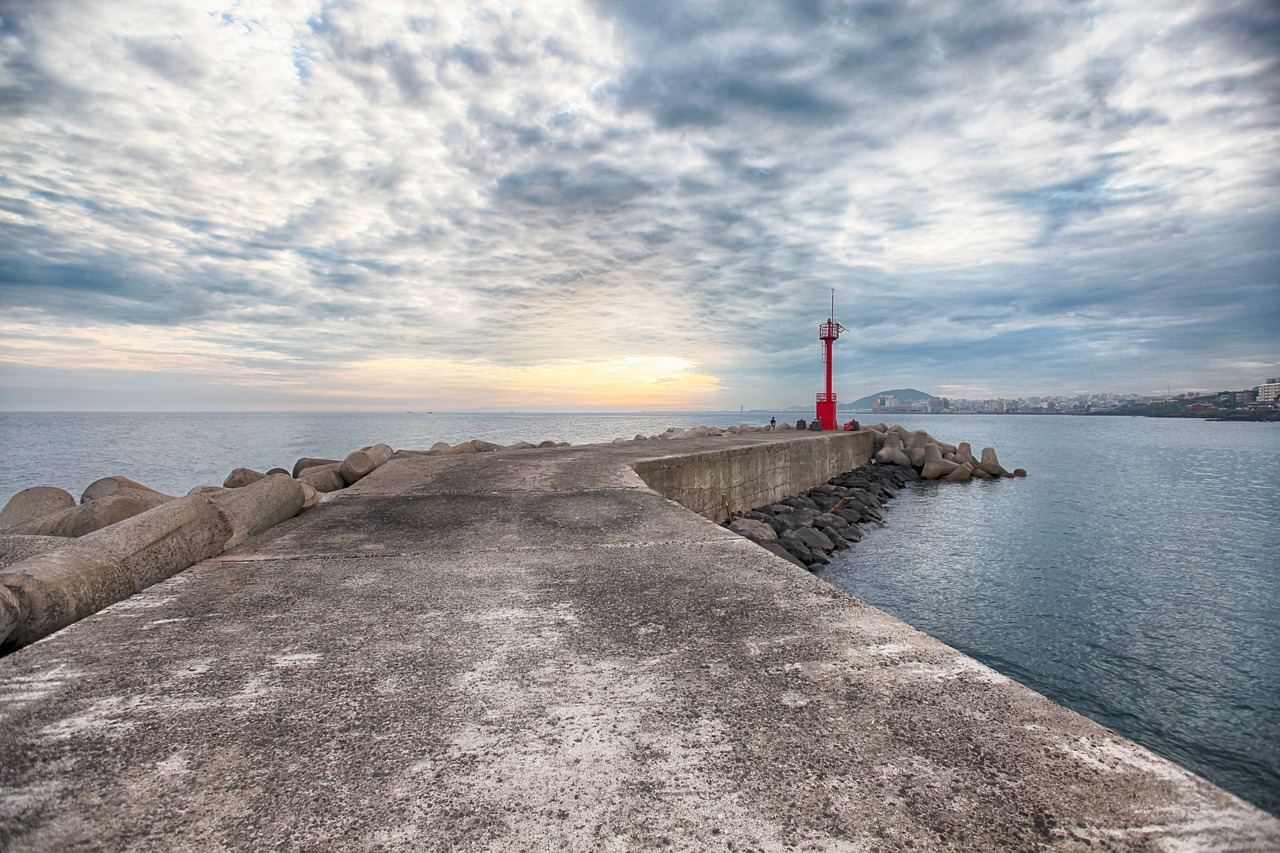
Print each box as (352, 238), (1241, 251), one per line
(815, 292), (846, 430)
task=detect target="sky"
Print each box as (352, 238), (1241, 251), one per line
(0, 0), (1277, 411)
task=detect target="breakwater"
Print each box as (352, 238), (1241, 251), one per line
(0, 421), (1016, 654)
(0, 423), (788, 653)
(0, 429), (1277, 849)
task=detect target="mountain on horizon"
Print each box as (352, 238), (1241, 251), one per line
(840, 388), (935, 410)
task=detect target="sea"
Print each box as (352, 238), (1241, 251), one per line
(1, 411), (1277, 816)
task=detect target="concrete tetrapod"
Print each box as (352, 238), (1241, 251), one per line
(0, 487), (76, 533)
(292, 457), (339, 479)
(979, 447), (1010, 478)
(298, 465), (346, 493)
(81, 476), (169, 505)
(339, 443), (395, 485)
(211, 473), (306, 550)
(5, 489), (174, 537)
(920, 444), (960, 480)
(0, 474), (306, 653)
(223, 467), (267, 489)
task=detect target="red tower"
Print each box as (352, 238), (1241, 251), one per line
(815, 293), (846, 430)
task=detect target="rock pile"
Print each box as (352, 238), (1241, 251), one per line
(864, 423), (1026, 481)
(725, 463), (919, 570)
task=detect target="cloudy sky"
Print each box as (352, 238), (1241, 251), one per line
(1, 0), (1276, 411)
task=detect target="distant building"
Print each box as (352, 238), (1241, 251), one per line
(1256, 379), (1280, 405)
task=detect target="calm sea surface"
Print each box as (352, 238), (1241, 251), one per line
(1, 411), (1276, 815)
(824, 414), (1279, 817)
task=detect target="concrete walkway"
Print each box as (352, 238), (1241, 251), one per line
(1, 433), (1277, 851)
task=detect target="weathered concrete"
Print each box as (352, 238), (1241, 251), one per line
(5, 489), (173, 537)
(633, 429), (874, 521)
(0, 476), (307, 652)
(81, 476), (169, 505)
(0, 430), (1276, 851)
(339, 443), (395, 486)
(0, 488), (75, 533)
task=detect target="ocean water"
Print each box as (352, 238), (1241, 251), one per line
(823, 414), (1280, 817)
(0, 410), (796, 503)
(1, 411), (1276, 815)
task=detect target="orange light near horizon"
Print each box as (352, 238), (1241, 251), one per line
(331, 355), (724, 408)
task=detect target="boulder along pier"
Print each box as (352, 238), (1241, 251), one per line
(1, 428), (1277, 850)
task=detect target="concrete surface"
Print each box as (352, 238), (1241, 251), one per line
(1, 431), (1277, 851)
(634, 430), (873, 520)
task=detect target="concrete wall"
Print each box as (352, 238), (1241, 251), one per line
(633, 430), (875, 521)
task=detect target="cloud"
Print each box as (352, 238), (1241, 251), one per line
(0, 0), (1276, 409)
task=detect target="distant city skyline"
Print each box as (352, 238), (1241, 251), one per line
(1, 1), (1276, 411)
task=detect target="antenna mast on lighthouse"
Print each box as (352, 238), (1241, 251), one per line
(816, 290), (846, 430)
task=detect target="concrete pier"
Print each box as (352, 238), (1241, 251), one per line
(2, 432), (1277, 850)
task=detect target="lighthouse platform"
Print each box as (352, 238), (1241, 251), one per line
(1, 432), (1277, 851)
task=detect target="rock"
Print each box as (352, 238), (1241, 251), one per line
(796, 526), (835, 555)
(292, 457), (340, 478)
(0, 487), (76, 533)
(187, 485), (227, 495)
(823, 527), (851, 549)
(777, 530), (814, 564)
(782, 496), (820, 512)
(729, 518), (778, 544)
(266, 467), (291, 477)
(971, 467), (993, 479)
(80, 476), (168, 505)
(468, 440), (502, 453)
(1014, 468), (1028, 477)
(944, 463), (974, 482)
(611, 437), (628, 444)
(761, 542), (807, 569)
(339, 443), (395, 485)
(297, 480), (318, 508)
(815, 512), (849, 530)
(223, 467), (267, 489)
(923, 444), (945, 465)
(538, 440), (560, 448)
(633, 435), (647, 442)
(777, 422), (792, 430)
